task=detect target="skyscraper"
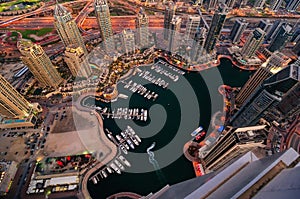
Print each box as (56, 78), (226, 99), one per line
(203, 6), (227, 54)
(270, 0), (283, 11)
(257, 19), (272, 36)
(231, 64), (300, 127)
(64, 45), (92, 78)
(185, 15), (201, 40)
(241, 28), (265, 59)
(268, 24), (292, 52)
(168, 16), (182, 53)
(94, 0), (115, 52)
(121, 29), (136, 55)
(230, 19), (248, 44)
(254, 0), (266, 9)
(135, 7), (149, 48)
(163, 2), (176, 40)
(266, 82), (300, 122)
(293, 39), (300, 55)
(18, 39), (63, 88)
(225, 0), (237, 8)
(53, 3), (87, 54)
(286, 0), (300, 12)
(201, 125), (267, 172)
(0, 75), (32, 118)
(191, 27), (207, 62)
(236, 51), (288, 106)
(207, 0), (218, 11)
(266, 20), (284, 41)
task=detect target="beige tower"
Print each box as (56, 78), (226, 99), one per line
(18, 39), (63, 88)
(0, 75), (32, 118)
(64, 45), (92, 78)
(54, 3), (87, 54)
(241, 28), (265, 59)
(94, 0), (115, 52)
(121, 29), (136, 55)
(136, 7), (149, 48)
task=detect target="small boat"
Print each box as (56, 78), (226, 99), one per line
(130, 135), (139, 146)
(121, 132), (127, 139)
(116, 135), (122, 142)
(114, 160), (125, 170)
(120, 144), (128, 154)
(101, 170), (107, 178)
(106, 167), (113, 174)
(144, 110), (147, 121)
(135, 134), (141, 143)
(110, 163), (121, 174)
(92, 177), (98, 184)
(124, 143), (130, 150)
(191, 126), (204, 137)
(126, 139), (135, 149)
(118, 155), (131, 167)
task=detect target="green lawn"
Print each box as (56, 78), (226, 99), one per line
(0, 0), (40, 12)
(17, 28), (54, 41)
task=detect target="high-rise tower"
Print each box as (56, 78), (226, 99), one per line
(191, 27), (207, 62)
(201, 125), (267, 172)
(207, 0), (218, 11)
(185, 15), (201, 40)
(241, 28), (265, 59)
(64, 45), (92, 78)
(0, 75), (32, 118)
(230, 19), (248, 44)
(266, 20), (284, 41)
(136, 7), (149, 48)
(121, 29), (136, 55)
(254, 0), (266, 9)
(168, 16), (182, 53)
(203, 5), (227, 54)
(163, 2), (176, 40)
(270, 0), (284, 11)
(236, 51), (288, 106)
(53, 2), (87, 54)
(18, 39), (63, 88)
(286, 0), (300, 12)
(94, 0), (115, 52)
(257, 19), (272, 36)
(231, 64), (300, 127)
(268, 24), (292, 52)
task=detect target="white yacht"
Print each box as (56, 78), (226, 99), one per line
(144, 110), (148, 121)
(126, 139), (135, 149)
(130, 135), (139, 146)
(106, 167), (113, 174)
(114, 159), (125, 170)
(101, 170), (107, 178)
(135, 134), (141, 143)
(110, 163), (121, 174)
(118, 155), (131, 167)
(92, 177), (98, 184)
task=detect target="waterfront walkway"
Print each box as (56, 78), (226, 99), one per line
(107, 192), (142, 199)
(73, 92), (118, 199)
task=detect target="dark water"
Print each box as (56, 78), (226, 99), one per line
(86, 58), (254, 198)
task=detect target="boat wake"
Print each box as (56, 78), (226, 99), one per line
(147, 142), (167, 184)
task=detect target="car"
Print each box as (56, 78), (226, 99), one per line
(195, 131), (206, 141)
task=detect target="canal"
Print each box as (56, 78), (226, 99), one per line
(86, 58), (254, 198)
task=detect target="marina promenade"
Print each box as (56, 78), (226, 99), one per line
(73, 92), (118, 199)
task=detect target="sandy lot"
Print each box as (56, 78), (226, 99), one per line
(0, 134), (30, 163)
(43, 106), (117, 163)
